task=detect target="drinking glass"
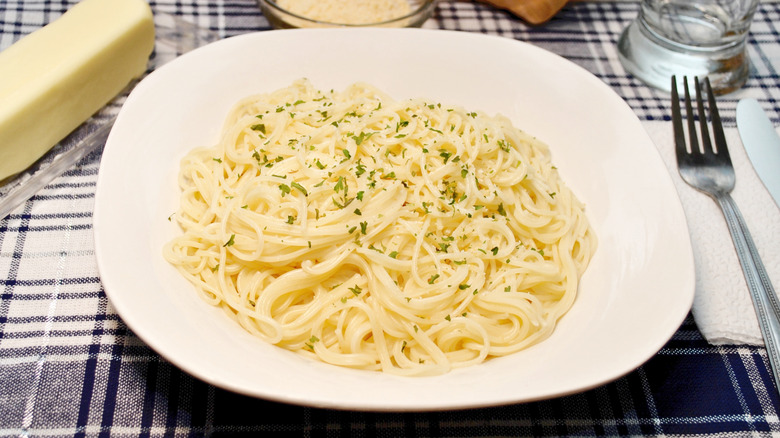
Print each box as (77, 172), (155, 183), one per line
(617, 0), (759, 94)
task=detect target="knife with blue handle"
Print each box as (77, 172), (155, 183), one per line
(736, 98), (780, 208)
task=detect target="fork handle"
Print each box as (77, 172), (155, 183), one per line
(717, 193), (780, 391)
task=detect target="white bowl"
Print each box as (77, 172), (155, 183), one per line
(94, 28), (695, 411)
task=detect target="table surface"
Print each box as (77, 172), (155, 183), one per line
(1, 0), (780, 436)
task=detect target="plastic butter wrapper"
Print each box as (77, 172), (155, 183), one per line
(0, 0), (155, 181)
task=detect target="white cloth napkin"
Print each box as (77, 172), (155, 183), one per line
(642, 120), (780, 346)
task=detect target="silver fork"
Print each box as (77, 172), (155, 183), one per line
(672, 75), (780, 392)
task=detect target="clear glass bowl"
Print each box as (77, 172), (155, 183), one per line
(257, 0), (437, 28)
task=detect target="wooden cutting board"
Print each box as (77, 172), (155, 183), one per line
(479, 0), (569, 24)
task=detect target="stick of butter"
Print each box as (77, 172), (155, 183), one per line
(0, 0), (155, 181)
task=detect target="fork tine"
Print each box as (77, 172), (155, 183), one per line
(703, 77), (732, 161)
(683, 77), (701, 154)
(694, 77), (715, 156)
(671, 76), (688, 157)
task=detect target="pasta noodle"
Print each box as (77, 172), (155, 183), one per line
(163, 79), (596, 376)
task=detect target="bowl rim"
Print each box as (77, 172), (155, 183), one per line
(258, 0), (437, 27)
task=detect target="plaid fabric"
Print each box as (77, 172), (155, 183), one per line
(1, 0), (780, 436)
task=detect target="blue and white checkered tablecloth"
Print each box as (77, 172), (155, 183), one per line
(1, 0), (780, 436)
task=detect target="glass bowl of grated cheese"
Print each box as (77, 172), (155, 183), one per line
(258, 0), (436, 28)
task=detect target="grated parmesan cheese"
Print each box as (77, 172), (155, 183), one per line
(275, 0), (412, 25)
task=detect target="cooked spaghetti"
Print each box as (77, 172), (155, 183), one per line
(163, 79), (596, 375)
